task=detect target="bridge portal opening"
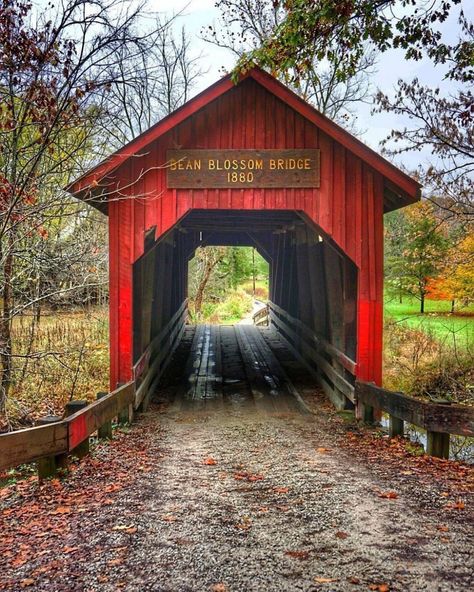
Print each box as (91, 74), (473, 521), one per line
(187, 246), (269, 325)
(132, 209), (358, 410)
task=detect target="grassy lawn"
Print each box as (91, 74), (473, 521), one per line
(384, 297), (474, 349)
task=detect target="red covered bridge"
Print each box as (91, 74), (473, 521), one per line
(68, 67), (421, 413)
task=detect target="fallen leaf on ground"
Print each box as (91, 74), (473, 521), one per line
(234, 471), (264, 482)
(203, 457), (217, 465)
(211, 584), (228, 592)
(369, 584), (389, 591)
(437, 525), (449, 532)
(108, 558), (123, 566)
(51, 506), (71, 514)
(258, 506), (269, 513)
(235, 518), (252, 530)
(20, 579), (35, 588)
(112, 524), (137, 533)
(274, 486), (289, 494)
(348, 577), (360, 584)
(335, 531), (349, 539)
(314, 577), (338, 583)
(446, 500), (465, 510)
(161, 514), (177, 522)
(316, 447), (330, 453)
(63, 546), (79, 554)
(285, 550), (309, 559)
(378, 491), (398, 500)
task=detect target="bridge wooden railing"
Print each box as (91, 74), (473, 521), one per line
(252, 304), (269, 326)
(0, 301), (188, 478)
(267, 301), (356, 409)
(0, 382), (135, 475)
(356, 381), (474, 458)
(266, 301), (473, 459)
(134, 299), (188, 409)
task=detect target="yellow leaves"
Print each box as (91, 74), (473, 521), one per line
(314, 577), (338, 583)
(316, 447), (331, 453)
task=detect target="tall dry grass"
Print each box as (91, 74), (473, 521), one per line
(2, 308), (109, 431)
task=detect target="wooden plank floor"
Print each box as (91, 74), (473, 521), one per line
(176, 324), (307, 414)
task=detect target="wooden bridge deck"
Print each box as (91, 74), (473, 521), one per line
(173, 325), (308, 414)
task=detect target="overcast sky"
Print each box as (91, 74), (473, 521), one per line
(146, 0), (472, 172)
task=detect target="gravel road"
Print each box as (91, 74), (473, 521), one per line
(80, 395), (472, 592)
(1, 329), (472, 592)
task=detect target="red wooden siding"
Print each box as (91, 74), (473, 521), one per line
(105, 77), (388, 390)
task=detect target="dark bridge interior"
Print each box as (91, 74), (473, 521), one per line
(133, 210), (358, 410)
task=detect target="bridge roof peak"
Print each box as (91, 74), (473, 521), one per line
(67, 65), (421, 213)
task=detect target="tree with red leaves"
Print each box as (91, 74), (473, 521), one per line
(0, 0), (177, 418)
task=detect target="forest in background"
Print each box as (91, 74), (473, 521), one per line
(0, 0), (472, 432)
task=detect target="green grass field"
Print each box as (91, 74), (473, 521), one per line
(384, 297), (474, 350)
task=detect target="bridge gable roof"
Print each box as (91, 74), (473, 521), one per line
(67, 67), (421, 213)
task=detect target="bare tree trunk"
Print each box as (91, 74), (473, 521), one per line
(194, 261), (216, 315)
(0, 246), (13, 415)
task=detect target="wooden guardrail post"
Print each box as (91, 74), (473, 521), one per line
(37, 416), (62, 480)
(65, 400), (89, 458)
(389, 415), (404, 437)
(96, 392), (112, 439)
(362, 404), (375, 425)
(117, 382), (133, 425)
(427, 431), (450, 459)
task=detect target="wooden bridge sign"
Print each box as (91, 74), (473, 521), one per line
(166, 149), (320, 189)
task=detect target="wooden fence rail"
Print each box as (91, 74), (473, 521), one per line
(267, 301), (356, 409)
(265, 300), (473, 459)
(0, 302), (188, 478)
(356, 381), (474, 458)
(134, 299), (188, 409)
(252, 304), (269, 326)
(0, 382), (135, 473)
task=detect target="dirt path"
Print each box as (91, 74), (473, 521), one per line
(1, 328), (473, 591)
(1, 396), (472, 592)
